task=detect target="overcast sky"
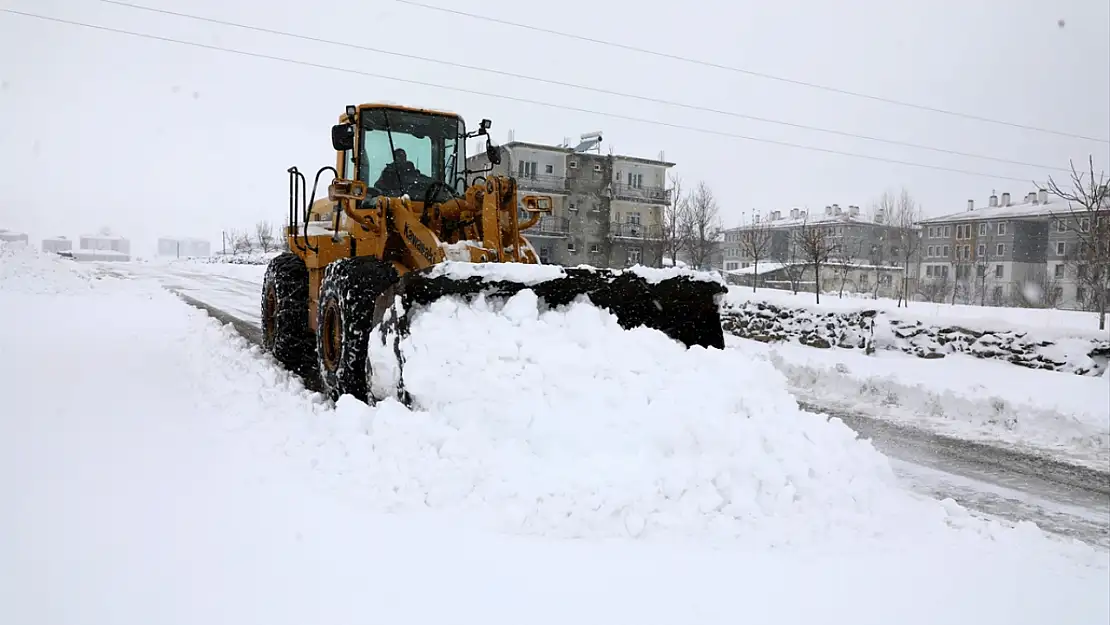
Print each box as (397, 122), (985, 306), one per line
(2, 0), (1108, 257)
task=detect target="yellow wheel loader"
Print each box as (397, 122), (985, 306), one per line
(261, 102), (725, 403)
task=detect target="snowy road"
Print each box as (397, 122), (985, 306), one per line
(117, 260), (1109, 549)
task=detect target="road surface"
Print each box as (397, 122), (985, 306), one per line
(113, 259), (1110, 549)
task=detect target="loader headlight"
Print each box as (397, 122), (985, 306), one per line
(345, 104), (357, 119)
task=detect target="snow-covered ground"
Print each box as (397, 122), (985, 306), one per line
(1, 246), (1108, 623)
(727, 285), (1109, 338)
(722, 287), (1110, 469)
(743, 338), (1110, 469)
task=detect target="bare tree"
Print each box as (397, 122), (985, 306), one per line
(680, 181), (723, 270)
(833, 240), (864, 298)
(226, 228), (254, 255)
(255, 220), (277, 252)
(795, 214), (839, 304)
(950, 239), (973, 305)
(1041, 156), (1110, 329)
(660, 173), (690, 267)
(738, 216), (772, 292)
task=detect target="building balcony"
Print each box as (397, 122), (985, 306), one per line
(611, 183), (671, 204)
(515, 173), (567, 194)
(609, 222), (662, 240)
(522, 216), (571, 237)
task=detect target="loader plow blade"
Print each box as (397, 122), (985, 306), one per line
(402, 263), (725, 349)
(366, 262), (726, 406)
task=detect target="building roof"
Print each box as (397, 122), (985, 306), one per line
(498, 141), (676, 167)
(916, 194), (1078, 225)
(727, 212), (896, 231)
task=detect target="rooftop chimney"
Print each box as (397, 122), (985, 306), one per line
(790, 208), (799, 219)
(833, 203), (842, 216)
(825, 206), (833, 216)
(1001, 192), (1010, 207)
(967, 199), (974, 212)
(989, 193), (998, 208)
(799, 210), (807, 220)
(849, 205), (860, 217)
(1038, 188), (1047, 204)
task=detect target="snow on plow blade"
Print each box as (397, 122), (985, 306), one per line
(366, 262), (726, 405)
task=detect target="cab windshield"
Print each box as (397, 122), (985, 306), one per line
(354, 108), (464, 200)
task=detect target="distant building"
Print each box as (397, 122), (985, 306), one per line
(42, 236), (74, 254)
(158, 237), (211, 258)
(79, 233), (131, 255)
(0, 229), (29, 247)
(721, 204), (918, 298)
(466, 131), (674, 269)
(914, 188), (1108, 309)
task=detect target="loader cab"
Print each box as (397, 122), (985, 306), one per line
(333, 105), (470, 203)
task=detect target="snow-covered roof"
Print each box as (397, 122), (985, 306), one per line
(728, 213), (889, 231)
(80, 233), (129, 241)
(917, 195), (1087, 225)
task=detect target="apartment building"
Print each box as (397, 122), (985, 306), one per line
(915, 189), (1106, 309)
(465, 132), (674, 268)
(721, 204), (917, 297)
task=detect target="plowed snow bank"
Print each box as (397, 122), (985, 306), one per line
(361, 290), (1076, 543)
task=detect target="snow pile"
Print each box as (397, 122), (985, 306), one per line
(723, 297), (1110, 377)
(199, 250), (281, 265)
(361, 290), (1009, 543)
(0, 244), (104, 295)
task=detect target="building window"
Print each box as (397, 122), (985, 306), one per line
(568, 160), (577, 169)
(943, 226), (951, 237)
(725, 262), (739, 271)
(942, 245), (949, 257)
(957, 224), (971, 239)
(545, 164), (553, 174)
(539, 246), (551, 263)
(593, 163), (602, 172)
(928, 227), (935, 238)
(996, 222), (1006, 236)
(627, 173), (643, 188)
(992, 286), (1003, 303)
(977, 244), (986, 258)
(996, 243), (1005, 256)
(1056, 219), (1068, 233)
(927, 245), (935, 257)
(1080, 217), (1090, 233)
(976, 265), (985, 278)
(978, 223), (987, 236)
(995, 264), (1003, 279)
(1054, 264), (1064, 278)
(1078, 264), (1088, 279)
(1056, 241), (1065, 256)
(589, 243), (600, 253)
(518, 161), (537, 178)
(567, 242), (576, 253)
(926, 265), (933, 277)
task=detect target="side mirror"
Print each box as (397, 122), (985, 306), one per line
(486, 141), (501, 166)
(331, 124), (354, 152)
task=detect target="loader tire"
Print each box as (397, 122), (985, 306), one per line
(316, 256), (398, 402)
(261, 252), (316, 380)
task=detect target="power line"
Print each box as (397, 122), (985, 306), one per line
(94, 0), (1070, 174)
(0, 8), (1046, 184)
(396, 0), (1110, 145)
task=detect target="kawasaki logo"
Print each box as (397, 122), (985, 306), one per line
(404, 222), (436, 263)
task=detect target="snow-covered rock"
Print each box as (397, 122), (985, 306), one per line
(722, 300), (1110, 377)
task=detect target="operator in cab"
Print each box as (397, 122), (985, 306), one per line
(374, 148), (432, 198)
